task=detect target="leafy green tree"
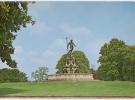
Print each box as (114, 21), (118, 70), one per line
(97, 38), (126, 80)
(31, 67), (48, 82)
(0, 68), (27, 82)
(121, 46), (135, 81)
(0, 2), (34, 68)
(97, 38), (135, 81)
(56, 51), (91, 74)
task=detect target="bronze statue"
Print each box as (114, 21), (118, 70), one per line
(67, 39), (76, 55)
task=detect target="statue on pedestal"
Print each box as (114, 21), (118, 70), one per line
(63, 38), (79, 74)
(48, 38), (94, 81)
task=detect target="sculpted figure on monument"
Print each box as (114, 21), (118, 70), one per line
(67, 39), (76, 55)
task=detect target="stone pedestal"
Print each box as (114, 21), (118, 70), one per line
(48, 74), (94, 81)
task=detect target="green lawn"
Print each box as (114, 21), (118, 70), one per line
(0, 80), (135, 96)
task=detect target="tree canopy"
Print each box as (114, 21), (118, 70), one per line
(0, 2), (34, 68)
(97, 38), (135, 81)
(56, 51), (91, 74)
(31, 67), (49, 82)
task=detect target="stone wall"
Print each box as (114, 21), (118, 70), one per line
(48, 74), (94, 81)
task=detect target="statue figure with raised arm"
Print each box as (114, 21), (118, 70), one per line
(67, 39), (76, 55)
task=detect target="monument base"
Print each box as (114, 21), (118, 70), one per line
(48, 74), (94, 81)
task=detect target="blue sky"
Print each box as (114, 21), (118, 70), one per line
(1, 2), (135, 80)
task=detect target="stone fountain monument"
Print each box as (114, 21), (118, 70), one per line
(48, 38), (94, 81)
(63, 54), (79, 74)
(63, 39), (79, 74)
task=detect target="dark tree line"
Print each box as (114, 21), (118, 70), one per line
(97, 38), (135, 81)
(0, 68), (27, 82)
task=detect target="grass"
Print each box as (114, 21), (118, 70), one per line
(0, 80), (135, 96)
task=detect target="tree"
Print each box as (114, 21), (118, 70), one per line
(97, 38), (135, 81)
(0, 2), (34, 68)
(31, 67), (48, 82)
(0, 68), (27, 82)
(97, 38), (126, 80)
(121, 46), (135, 81)
(56, 51), (91, 74)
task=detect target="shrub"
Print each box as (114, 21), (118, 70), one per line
(0, 68), (27, 82)
(56, 51), (91, 74)
(31, 67), (48, 82)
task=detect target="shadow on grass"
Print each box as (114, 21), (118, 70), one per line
(0, 88), (26, 96)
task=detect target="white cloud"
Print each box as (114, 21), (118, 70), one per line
(26, 21), (53, 37)
(60, 24), (90, 35)
(47, 38), (66, 52)
(59, 24), (93, 41)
